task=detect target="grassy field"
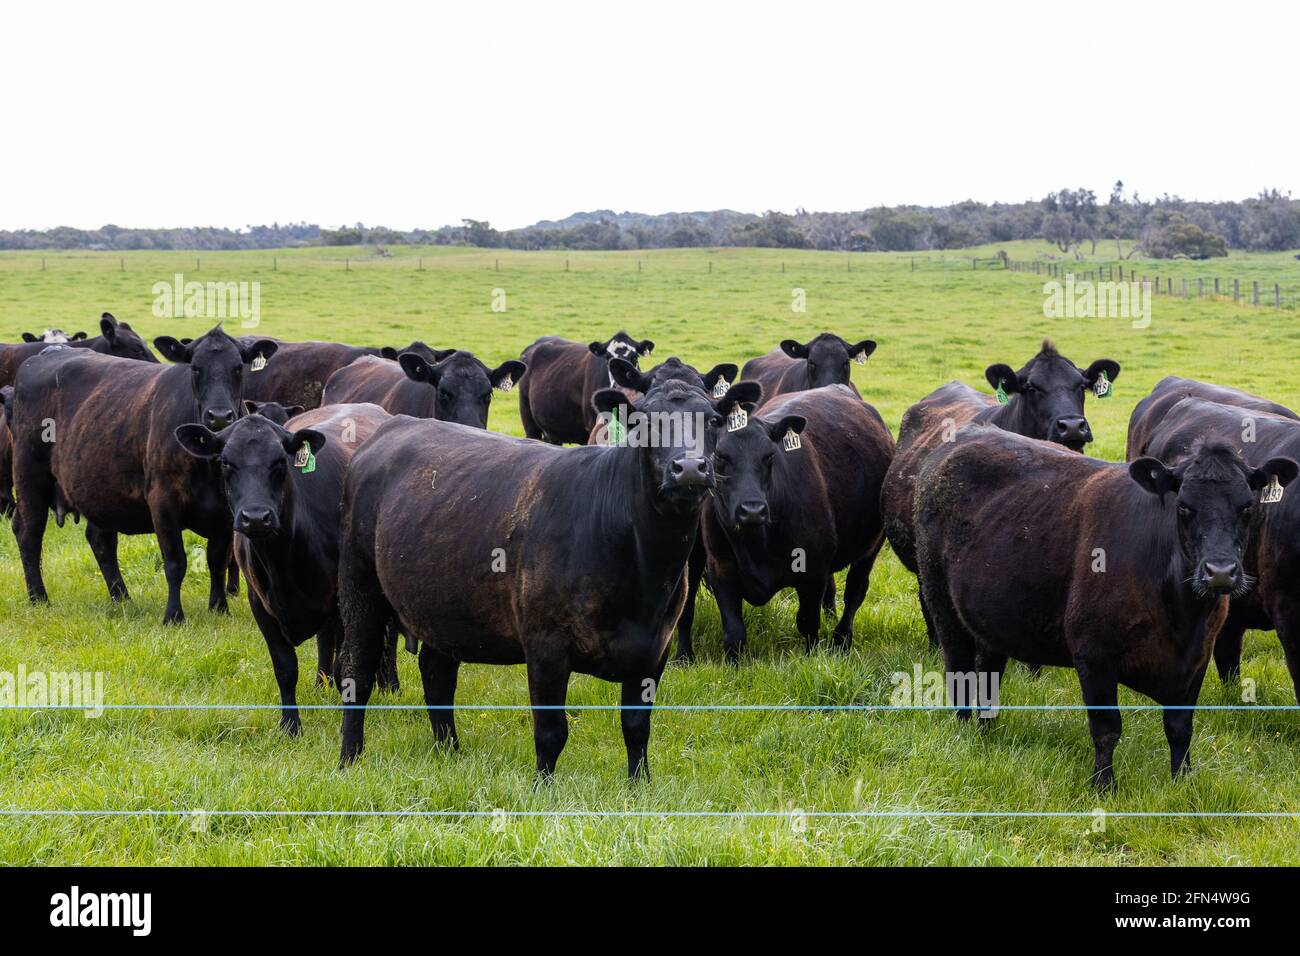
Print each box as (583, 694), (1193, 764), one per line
(3, 241), (1300, 864)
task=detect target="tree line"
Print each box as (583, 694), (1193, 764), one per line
(3, 186), (1296, 258)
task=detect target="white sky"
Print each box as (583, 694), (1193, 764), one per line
(2, 0), (1295, 231)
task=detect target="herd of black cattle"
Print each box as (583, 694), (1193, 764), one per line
(2, 316), (1299, 789)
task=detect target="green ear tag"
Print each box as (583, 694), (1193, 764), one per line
(294, 444), (316, 474)
(608, 408), (626, 445)
(1093, 369), (1112, 399)
(995, 378), (1010, 405)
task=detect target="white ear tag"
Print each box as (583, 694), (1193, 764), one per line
(726, 407), (748, 432)
(853, 352), (867, 366)
(712, 378), (729, 399)
(496, 374), (513, 393)
(251, 353), (267, 372)
(1261, 475), (1284, 504)
(782, 428), (801, 452)
(293, 444), (311, 469)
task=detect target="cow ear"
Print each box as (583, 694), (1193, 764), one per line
(284, 405), (304, 418)
(850, 339), (877, 361)
(714, 381), (763, 416)
(491, 360), (526, 390)
(154, 336), (193, 364)
(592, 388), (635, 419)
(380, 346), (400, 360)
(702, 363), (739, 391)
(608, 357), (651, 392)
(1083, 359), (1121, 386)
(765, 414), (807, 443)
(780, 339), (809, 359)
(1250, 457), (1300, 491)
(1129, 456), (1180, 496)
(638, 339), (655, 357)
(399, 351), (436, 384)
(242, 400), (263, 416)
(71, 331), (88, 341)
(175, 423), (225, 459)
(985, 363), (1020, 394)
(428, 347), (457, 363)
(100, 313), (120, 341)
(21, 332), (38, 343)
(283, 428), (326, 457)
(589, 340), (608, 356)
(240, 339), (278, 365)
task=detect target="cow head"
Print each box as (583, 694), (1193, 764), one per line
(380, 341), (452, 362)
(609, 356), (739, 396)
(592, 379), (763, 517)
(398, 349), (525, 428)
(779, 333), (876, 388)
(1130, 441), (1298, 596)
(92, 313), (157, 363)
(242, 400), (303, 426)
(154, 327), (278, 431)
(984, 339), (1119, 451)
(706, 399), (807, 532)
(590, 331), (654, 368)
(21, 329), (87, 344)
(175, 414), (326, 538)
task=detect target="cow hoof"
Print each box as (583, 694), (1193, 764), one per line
(281, 719), (302, 737)
(338, 744), (362, 769)
(1090, 769), (1117, 792)
(162, 612), (185, 626)
(209, 602), (229, 615)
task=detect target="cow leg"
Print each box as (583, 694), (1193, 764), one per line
(376, 621), (401, 694)
(918, 565), (976, 721)
(249, 595), (301, 735)
(84, 522), (130, 601)
(673, 537), (705, 663)
(226, 541), (240, 596)
(621, 665), (664, 782)
(518, 392), (544, 441)
(710, 572), (748, 665)
(973, 646), (1008, 726)
(1076, 665), (1122, 791)
(316, 614), (340, 687)
(1162, 667), (1208, 779)
(205, 528), (232, 614)
(821, 575), (837, 615)
(1212, 613), (1248, 686)
(418, 644), (460, 749)
(917, 589), (940, 649)
(525, 650), (571, 782)
(1269, 596), (1300, 704)
(13, 466), (54, 603)
(796, 581), (823, 652)
(338, 548), (392, 767)
(833, 552), (878, 650)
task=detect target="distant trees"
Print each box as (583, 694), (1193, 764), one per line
(2, 189), (1298, 253)
(1140, 211), (1229, 259)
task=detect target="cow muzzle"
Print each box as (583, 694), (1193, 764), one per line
(1198, 559), (1242, 595)
(667, 456), (711, 489)
(204, 407), (236, 431)
(236, 506), (278, 538)
(1052, 416), (1092, 450)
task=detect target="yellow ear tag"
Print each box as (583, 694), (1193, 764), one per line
(727, 407), (748, 432)
(782, 428), (801, 452)
(712, 378), (729, 399)
(1261, 475), (1284, 504)
(251, 353), (267, 372)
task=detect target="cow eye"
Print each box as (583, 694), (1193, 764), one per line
(439, 389), (453, 402)
(1177, 504), (1193, 518)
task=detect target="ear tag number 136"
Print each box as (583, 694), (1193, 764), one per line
(727, 407), (748, 432)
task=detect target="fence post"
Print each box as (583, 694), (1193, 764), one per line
(120, 258), (124, 272)
(273, 256), (277, 271)
(345, 258), (349, 272)
(1253, 281), (1260, 305)
(1276, 284), (1282, 308)
(1214, 277), (1220, 296)
(196, 257), (201, 272)
(1197, 278), (1203, 297)
(41, 257), (46, 271)
(1233, 279), (1240, 302)
(565, 258), (570, 272)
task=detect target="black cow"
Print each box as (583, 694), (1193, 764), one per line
(517, 331), (655, 444)
(698, 384), (894, 663)
(1130, 391), (1300, 697)
(336, 379), (760, 779)
(0, 313), (156, 388)
(321, 350), (523, 427)
(236, 339), (389, 410)
(242, 400), (304, 426)
(913, 427), (1296, 789)
(1126, 375), (1299, 460)
(0, 386), (13, 518)
(587, 356), (738, 445)
(739, 333), (875, 400)
(21, 329), (86, 344)
(176, 402), (392, 733)
(11, 327), (277, 623)
(880, 340), (1120, 647)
